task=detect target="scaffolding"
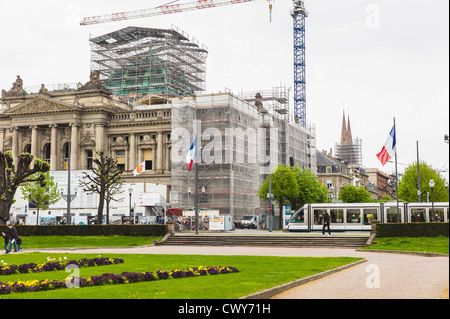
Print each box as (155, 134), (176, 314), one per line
(171, 93), (262, 218)
(89, 25), (208, 102)
(335, 137), (363, 166)
(170, 88), (317, 220)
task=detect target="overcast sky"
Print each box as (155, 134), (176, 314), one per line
(0, 0), (448, 181)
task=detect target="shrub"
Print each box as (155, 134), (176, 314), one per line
(0, 225), (166, 237)
(376, 222), (449, 237)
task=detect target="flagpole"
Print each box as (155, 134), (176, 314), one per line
(194, 162), (199, 235)
(417, 140), (421, 202)
(394, 117), (400, 222)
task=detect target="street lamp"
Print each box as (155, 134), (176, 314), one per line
(61, 188), (77, 225)
(266, 192), (273, 232)
(429, 179), (435, 220)
(128, 187), (133, 222)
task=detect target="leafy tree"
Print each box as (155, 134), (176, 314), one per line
(20, 171), (62, 225)
(377, 194), (393, 203)
(399, 162), (449, 202)
(258, 166), (299, 229)
(79, 151), (124, 224)
(290, 166), (328, 210)
(0, 151), (50, 225)
(257, 166), (327, 229)
(338, 185), (373, 203)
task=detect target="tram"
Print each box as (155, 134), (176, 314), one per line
(286, 202), (449, 232)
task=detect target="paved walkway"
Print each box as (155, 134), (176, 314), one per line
(27, 242), (449, 299)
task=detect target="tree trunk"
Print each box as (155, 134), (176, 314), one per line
(97, 191), (105, 224)
(0, 200), (13, 225)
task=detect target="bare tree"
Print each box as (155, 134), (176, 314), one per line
(79, 151), (123, 224)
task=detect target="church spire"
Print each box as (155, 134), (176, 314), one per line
(347, 114), (353, 143)
(341, 110), (347, 145)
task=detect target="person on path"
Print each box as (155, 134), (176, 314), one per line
(2, 230), (10, 254)
(322, 211), (331, 236)
(7, 223), (19, 252)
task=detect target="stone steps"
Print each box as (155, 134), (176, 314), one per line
(160, 235), (369, 248)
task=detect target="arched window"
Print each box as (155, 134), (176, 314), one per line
(24, 144), (31, 154)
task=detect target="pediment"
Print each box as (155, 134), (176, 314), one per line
(4, 95), (81, 115)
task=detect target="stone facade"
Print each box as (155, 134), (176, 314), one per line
(0, 73), (172, 188)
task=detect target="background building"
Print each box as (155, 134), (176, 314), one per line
(335, 111), (362, 166)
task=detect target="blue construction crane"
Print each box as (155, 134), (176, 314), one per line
(292, 0), (308, 127)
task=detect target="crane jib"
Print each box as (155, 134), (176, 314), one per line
(80, 0), (258, 26)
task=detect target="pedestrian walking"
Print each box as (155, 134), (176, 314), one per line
(17, 237), (23, 252)
(322, 211), (331, 236)
(2, 230), (10, 254)
(7, 222), (19, 252)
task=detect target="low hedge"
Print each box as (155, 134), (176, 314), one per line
(0, 224), (167, 237)
(376, 222), (449, 237)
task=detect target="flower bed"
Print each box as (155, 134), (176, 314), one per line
(0, 266), (240, 295)
(0, 257), (124, 276)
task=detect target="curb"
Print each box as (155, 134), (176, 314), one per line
(239, 258), (368, 300)
(358, 249), (449, 258)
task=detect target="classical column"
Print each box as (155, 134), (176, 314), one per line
(70, 123), (79, 170)
(156, 132), (163, 172)
(50, 124), (58, 171)
(95, 123), (105, 156)
(11, 127), (19, 168)
(129, 133), (136, 171)
(30, 125), (38, 159)
(0, 129), (5, 152)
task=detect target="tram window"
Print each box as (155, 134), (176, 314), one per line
(411, 208), (426, 222)
(314, 209), (326, 225)
(387, 208), (401, 223)
(290, 209), (304, 223)
(346, 209), (360, 223)
(429, 208), (445, 222)
(330, 209), (344, 223)
(363, 209), (378, 225)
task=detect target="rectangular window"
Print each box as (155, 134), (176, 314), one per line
(346, 209), (361, 224)
(313, 209), (327, 225)
(330, 209), (344, 223)
(363, 208), (378, 224)
(429, 208), (445, 223)
(144, 149), (153, 170)
(387, 207), (401, 223)
(116, 150), (126, 170)
(86, 150), (93, 169)
(411, 208), (426, 222)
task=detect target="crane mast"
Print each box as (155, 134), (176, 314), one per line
(292, 0), (308, 127)
(80, 0), (257, 26)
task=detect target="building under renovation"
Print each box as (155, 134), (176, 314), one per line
(89, 25), (208, 102)
(169, 87), (317, 219)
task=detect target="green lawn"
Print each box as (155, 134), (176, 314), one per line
(15, 235), (162, 249)
(0, 253), (361, 299)
(360, 236), (449, 254)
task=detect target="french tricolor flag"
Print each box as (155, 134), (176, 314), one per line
(186, 135), (198, 172)
(376, 126), (397, 166)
